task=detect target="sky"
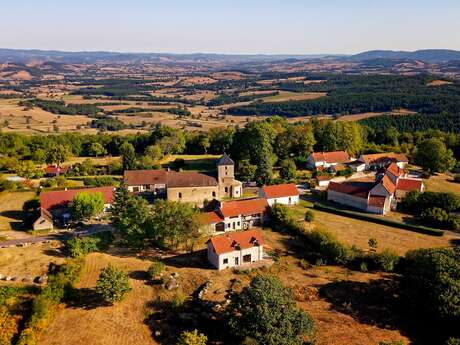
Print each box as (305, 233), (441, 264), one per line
(1, 0), (460, 55)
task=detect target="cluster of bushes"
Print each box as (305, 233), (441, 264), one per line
(401, 191), (460, 230)
(82, 176), (119, 187)
(17, 259), (84, 345)
(66, 231), (114, 258)
(19, 99), (102, 117)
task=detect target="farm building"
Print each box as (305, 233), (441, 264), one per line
(204, 197), (269, 234)
(358, 153), (408, 170)
(207, 230), (264, 270)
(306, 151), (352, 169)
(327, 163), (423, 214)
(124, 154), (242, 206)
(259, 183), (299, 206)
(44, 165), (69, 177)
(33, 186), (115, 230)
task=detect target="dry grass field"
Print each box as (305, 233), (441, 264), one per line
(37, 228), (423, 345)
(337, 109), (416, 122)
(0, 242), (65, 280)
(262, 91), (326, 102)
(0, 191), (36, 231)
(0, 99), (91, 134)
(424, 173), (460, 195)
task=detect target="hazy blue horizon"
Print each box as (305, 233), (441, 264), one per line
(2, 0), (459, 55)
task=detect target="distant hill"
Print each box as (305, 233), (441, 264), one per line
(0, 48), (332, 64)
(350, 49), (460, 63)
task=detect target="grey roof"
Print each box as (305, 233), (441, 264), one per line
(217, 153), (234, 166)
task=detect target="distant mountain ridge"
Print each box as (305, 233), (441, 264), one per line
(0, 47), (459, 64)
(349, 49), (460, 63)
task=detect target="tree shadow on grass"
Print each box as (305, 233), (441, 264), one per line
(319, 278), (441, 345)
(162, 250), (214, 270)
(128, 270), (149, 281)
(450, 238), (460, 246)
(66, 287), (111, 310)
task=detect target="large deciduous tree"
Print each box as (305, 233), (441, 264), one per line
(415, 138), (456, 173)
(96, 264), (131, 303)
(227, 275), (315, 345)
(70, 192), (104, 221)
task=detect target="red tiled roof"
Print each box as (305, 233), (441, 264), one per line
(262, 184), (298, 199)
(380, 175), (396, 194)
(220, 198), (268, 218)
(360, 153), (408, 165)
(381, 163), (405, 178)
(40, 186), (115, 211)
(328, 181), (372, 199)
(45, 165), (68, 174)
(311, 151), (350, 164)
(204, 211), (224, 224)
(124, 169), (167, 185)
(209, 230), (264, 255)
(368, 195), (386, 207)
(317, 175), (331, 181)
(396, 178), (424, 192)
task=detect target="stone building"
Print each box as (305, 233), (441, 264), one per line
(124, 154), (242, 206)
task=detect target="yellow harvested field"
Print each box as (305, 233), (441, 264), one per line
(338, 109), (416, 122)
(262, 91), (326, 102)
(0, 99), (90, 133)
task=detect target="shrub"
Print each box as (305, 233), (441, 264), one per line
(421, 207), (458, 230)
(147, 260), (165, 280)
(177, 329), (207, 345)
(270, 203), (298, 233)
(447, 338), (460, 345)
(454, 175), (460, 183)
(0, 306), (19, 345)
(96, 264), (131, 303)
(376, 248), (400, 272)
(171, 158), (185, 171)
(304, 210), (315, 222)
(303, 228), (354, 265)
(66, 231), (113, 258)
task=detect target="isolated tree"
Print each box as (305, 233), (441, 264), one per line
(227, 275), (315, 345)
(96, 264), (131, 303)
(177, 330), (207, 345)
(255, 147), (273, 186)
(45, 144), (70, 167)
(70, 192), (104, 221)
(415, 138), (456, 173)
(279, 158), (297, 181)
(120, 141), (137, 171)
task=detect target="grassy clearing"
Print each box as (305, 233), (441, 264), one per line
(424, 173), (460, 195)
(0, 191), (36, 231)
(159, 154), (221, 172)
(292, 202), (454, 255)
(262, 91), (326, 103)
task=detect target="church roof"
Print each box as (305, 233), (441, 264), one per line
(217, 153), (234, 166)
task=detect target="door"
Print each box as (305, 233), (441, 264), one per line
(234, 257), (239, 266)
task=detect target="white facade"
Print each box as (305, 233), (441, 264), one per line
(327, 190), (368, 211)
(127, 184), (166, 194)
(266, 195), (299, 207)
(207, 242), (264, 270)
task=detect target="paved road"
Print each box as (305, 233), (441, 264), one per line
(0, 224), (113, 248)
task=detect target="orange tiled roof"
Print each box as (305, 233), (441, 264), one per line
(328, 181), (373, 199)
(262, 184), (298, 199)
(220, 198), (268, 218)
(311, 151), (350, 164)
(380, 175), (396, 194)
(360, 153), (408, 165)
(209, 230), (264, 255)
(396, 178), (423, 192)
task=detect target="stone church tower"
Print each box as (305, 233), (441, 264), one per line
(217, 154), (242, 198)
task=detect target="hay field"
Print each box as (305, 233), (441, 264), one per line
(0, 99), (91, 134)
(262, 91), (326, 102)
(424, 173), (460, 195)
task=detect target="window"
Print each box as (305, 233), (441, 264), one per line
(288, 197), (292, 204)
(225, 187), (228, 193)
(212, 191), (216, 197)
(178, 192), (182, 199)
(237, 221), (240, 226)
(243, 254), (251, 263)
(223, 258), (228, 264)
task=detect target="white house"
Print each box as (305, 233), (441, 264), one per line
(307, 151), (352, 169)
(204, 198), (269, 234)
(258, 183), (299, 206)
(207, 230), (264, 270)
